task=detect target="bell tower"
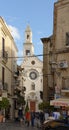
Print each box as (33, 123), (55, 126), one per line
(25, 25), (32, 43)
(23, 25), (34, 57)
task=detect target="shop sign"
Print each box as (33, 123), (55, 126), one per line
(52, 101), (68, 107)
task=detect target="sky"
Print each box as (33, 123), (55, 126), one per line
(0, 0), (57, 65)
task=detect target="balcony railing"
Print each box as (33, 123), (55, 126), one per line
(0, 51), (8, 63)
(13, 71), (19, 78)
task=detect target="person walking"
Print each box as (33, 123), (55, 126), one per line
(44, 110), (49, 121)
(18, 107), (23, 125)
(25, 110), (31, 126)
(39, 111), (44, 128)
(30, 110), (35, 127)
(52, 108), (61, 119)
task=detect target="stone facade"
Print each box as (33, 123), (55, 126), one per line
(20, 26), (43, 112)
(53, 0), (69, 98)
(41, 0), (69, 103)
(41, 37), (54, 102)
(0, 17), (18, 119)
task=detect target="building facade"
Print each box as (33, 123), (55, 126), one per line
(41, 0), (69, 108)
(41, 36), (54, 102)
(0, 17), (18, 119)
(51, 0), (69, 107)
(20, 26), (43, 112)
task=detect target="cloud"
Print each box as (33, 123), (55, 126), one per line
(8, 25), (20, 40)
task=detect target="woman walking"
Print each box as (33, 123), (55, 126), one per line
(25, 110), (31, 126)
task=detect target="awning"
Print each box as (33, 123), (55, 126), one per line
(50, 98), (69, 107)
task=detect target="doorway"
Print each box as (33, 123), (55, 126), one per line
(30, 101), (35, 112)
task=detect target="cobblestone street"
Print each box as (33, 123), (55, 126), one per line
(0, 121), (40, 130)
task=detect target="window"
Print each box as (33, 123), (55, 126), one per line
(66, 32), (69, 46)
(2, 37), (5, 57)
(29, 71), (37, 80)
(27, 34), (29, 39)
(26, 50), (30, 56)
(31, 83), (35, 90)
(62, 77), (69, 90)
(31, 60), (35, 65)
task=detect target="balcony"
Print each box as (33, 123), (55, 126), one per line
(0, 51), (8, 63)
(13, 71), (19, 78)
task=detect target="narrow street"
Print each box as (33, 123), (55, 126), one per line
(0, 121), (40, 130)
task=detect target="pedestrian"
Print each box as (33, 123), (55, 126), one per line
(35, 112), (40, 128)
(25, 110), (31, 126)
(44, 110), (49, 121)
(18, 107), (23, 125)
(30, 110), (35, 127)
(39, 111), (44, 127)
(52, 108), (61, 119)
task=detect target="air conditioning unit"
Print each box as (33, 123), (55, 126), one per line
(58, 61), (68, 69)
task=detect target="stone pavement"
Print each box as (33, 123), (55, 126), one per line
(0, 121), (40, 130)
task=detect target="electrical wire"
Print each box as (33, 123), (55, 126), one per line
(7, 53), (46, 59)
(1, 47), (69, 60)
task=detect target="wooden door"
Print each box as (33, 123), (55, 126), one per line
(30, 101), (35, 112)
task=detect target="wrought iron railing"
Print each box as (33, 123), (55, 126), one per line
(0, 51), (8, 63)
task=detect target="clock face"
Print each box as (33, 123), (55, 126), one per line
(29, 71), (37, 80)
